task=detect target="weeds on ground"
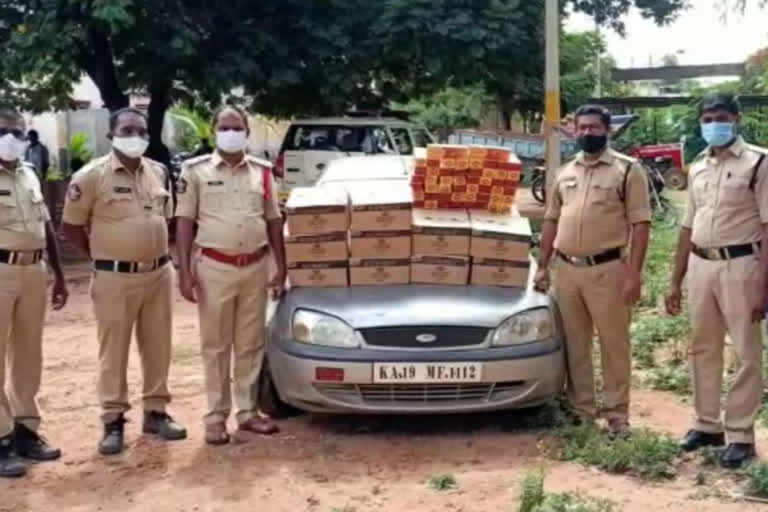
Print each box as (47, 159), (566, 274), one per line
(631, 315), (691, 369)
(555, 422), (680, 480)
(517, 469), (615, 512)
(645, 361), (691, 395)
(640, 220), (678, 309)
(745, 461), (768, 498)
(428, 473), (457, 491)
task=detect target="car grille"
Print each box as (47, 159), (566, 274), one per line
(359, 326), (489, 349)
(315, 381), (525, 405)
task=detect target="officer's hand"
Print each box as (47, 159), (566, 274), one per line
(52, 277), (68, 310)
(268, 269), (287, 300)
(665, 285), (682, 316)
(179, 271), (198, 303)
(621, 269), (642, 305)
(533, 268), (550, 292)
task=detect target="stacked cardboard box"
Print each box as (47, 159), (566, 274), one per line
(469, 209), (533, 288)
(285, 186), (350, 287)
(411, 144), (522, 214)
(348, 182), (413, 286)
(411, 208), (471, 286)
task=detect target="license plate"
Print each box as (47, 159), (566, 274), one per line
(373, 362), (482, 384)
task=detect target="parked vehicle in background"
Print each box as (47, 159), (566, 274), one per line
(273, 112), (435, 203)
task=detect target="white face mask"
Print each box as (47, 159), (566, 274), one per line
(112, 136), (149, 158)
(216, 130), (248, 153)
(0, 133), (27, 162)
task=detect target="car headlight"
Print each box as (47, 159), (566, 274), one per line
(491, 308), (554, 346)
(292, 310), (362, 348)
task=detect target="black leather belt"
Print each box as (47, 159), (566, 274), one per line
(692, 242), (760, 261)
(94, 255), (170, 273)
(0, 249), (43, 265)
(557, 248), (623, 267)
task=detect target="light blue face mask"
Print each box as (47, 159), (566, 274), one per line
(701, 122), (736, 148)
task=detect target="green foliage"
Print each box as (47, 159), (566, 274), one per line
(745, 462), (768, 497)
(631, 315), (691, 369)
(69, 132), (93, 165)
(170, 107), (212, 152)
(640, 218), (679, 309)
(556, 423), (681, 480)
(428, 473), (457, 491)
(397, 85), (493, 139)
(646, 364), (691, 395)
(518, 469), (615, 512)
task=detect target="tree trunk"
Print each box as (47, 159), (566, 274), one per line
(80, 28), (129, 111)
(500, 101), (512, 131)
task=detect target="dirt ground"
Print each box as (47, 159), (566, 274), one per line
(2, 268), (767, 512)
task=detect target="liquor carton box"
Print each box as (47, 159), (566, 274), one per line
(285, 230), (349, 264)
(288, 261), (348, 288)
(349, 230), (412, 259)
(412, 208), (471, 256)
(349, 258), (411, 286)
(411, 254), (470, 286)
(471, 258), (530, 288)
(426, 144), (469, 160)
(285, 186), (349, 235)
(469, 211), (532, 261)
(347, 181), (412, 231)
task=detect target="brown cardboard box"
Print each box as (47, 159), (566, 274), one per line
(412, 208), (471, 256)
(350, 230), (412, 259)
(347, 182), (412, 232)
(411, 254), (470, 285)
(285, 186), (349, 235)
(285, 230), (349, 264)
(469, 211), (532, 261)
(288, 261), (348, 288)
(349, 258), (411, 286)
(471, 258), (530, 288)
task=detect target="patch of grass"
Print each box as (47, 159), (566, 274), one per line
(517, 469), (615, 512)
(428, 473), (457, 491)
(640, 219), (679, 309)
(745, 462), (768, 498)
(555, 423), (680, 480)
(645, 363), (691, 395)
(631, 314), (691, 369)
(699, 446), (720, 468)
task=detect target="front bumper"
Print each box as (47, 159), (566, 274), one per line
(267, 338), (565, 414)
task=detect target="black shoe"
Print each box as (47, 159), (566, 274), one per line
(13, 424), (61, 462)
(720, 443), (756, 469)
(0, 435), (26, 478)
(99, 415), (126, 456)
(142, 411), (187, 441)
(680, 429), (725, 452)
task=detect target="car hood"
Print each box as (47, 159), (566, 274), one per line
(276, 284), (552, 329)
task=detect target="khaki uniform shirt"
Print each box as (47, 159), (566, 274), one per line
(62, 153), (172, 262)
(545, 148), (651, 257)
(682, 137), (768, 248)
(175, 151), (281, 253)
(0, 161), (50, 251)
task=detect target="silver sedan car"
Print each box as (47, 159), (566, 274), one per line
(259, 156), (565, 416)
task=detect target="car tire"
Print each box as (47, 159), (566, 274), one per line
(257, 359), (303, 419)
(664, 169), (687, 190)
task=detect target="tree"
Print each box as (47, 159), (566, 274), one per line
(397, 85), (494, 140)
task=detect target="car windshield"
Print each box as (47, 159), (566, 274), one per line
(282, 125), (368, 152)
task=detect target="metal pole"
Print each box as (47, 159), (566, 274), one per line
(544, 0), (561, 195)
(594, 18), (602, 98)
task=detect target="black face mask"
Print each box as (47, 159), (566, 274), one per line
(577, 134), (608, 153)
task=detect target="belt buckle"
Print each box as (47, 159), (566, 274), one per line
(706, 248), (721, 260)
(136, 261), (154, 272)
(236, 254), (249, 267)
(568, 255), (587, 267)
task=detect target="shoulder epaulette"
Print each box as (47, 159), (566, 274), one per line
(246, 155), (273, 168)
(183, 154), (213, 167)
(71, 154), (110, 180)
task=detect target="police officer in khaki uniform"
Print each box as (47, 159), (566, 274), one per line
(62, 108), (186, 456)
(176, 105), (287, 445)
(534, 104), (651, 438)
(0, 109), (68, 478)
(665, 95), (768, 468)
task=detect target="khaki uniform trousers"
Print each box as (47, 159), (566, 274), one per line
(91, 264), (173, 423)
(688, 253), (763, 443)
(195, 254), (269, 426)
(553, 258), (632, 422)
(0, 261), (47, 437)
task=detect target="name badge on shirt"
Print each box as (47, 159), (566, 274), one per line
(113, 186), (132, 194)
(0, 190), (10, 196)
(206, 180), (224, 186)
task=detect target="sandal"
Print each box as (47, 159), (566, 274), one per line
(204, 422), (230, 445)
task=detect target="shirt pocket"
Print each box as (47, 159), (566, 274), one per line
(0, 194), (17, 227)
(104, 190), (137, 219)
(692, 175), (714, 208)
(149, 188), (171, 217)
(590, 181), (619, 207)
(720, 176), (752, 207)
(201, 184), (226, 210)
(558, 178), (579, 205)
